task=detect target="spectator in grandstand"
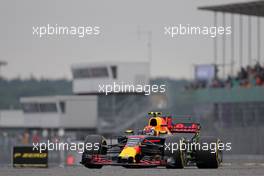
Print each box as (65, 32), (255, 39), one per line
(254, 62), (264, 86)
(225, 76), (233, 88)
(237, 67), (248, 87)
(185, 62), (264, 90)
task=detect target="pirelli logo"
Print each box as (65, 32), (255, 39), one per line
(14, 153), (47, 158)
(13, 146), (48, 168)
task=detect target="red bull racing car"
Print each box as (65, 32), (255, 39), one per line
(81, 112), (223, 169)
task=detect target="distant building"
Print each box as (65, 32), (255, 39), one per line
(0, 110), (24, 128)
(20, 96), (97, 130)
(5, 61), (151, 135)
(71, 62), (150, 94)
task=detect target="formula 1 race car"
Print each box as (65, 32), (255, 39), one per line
(81, 112), (223, 169)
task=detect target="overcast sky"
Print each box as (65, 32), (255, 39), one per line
(0, 0), (261, 80)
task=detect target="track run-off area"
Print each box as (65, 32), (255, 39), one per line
(1, 163), (264, 176)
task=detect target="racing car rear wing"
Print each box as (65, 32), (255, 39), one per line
(164, 116), (200, 133)
(147, 112), (200, 133)
(169, 123), (200, 133)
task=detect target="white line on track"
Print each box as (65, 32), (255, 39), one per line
(222, 163), (232, 166)
(243, 163), (257, 166)
(258, 163), (264, 167)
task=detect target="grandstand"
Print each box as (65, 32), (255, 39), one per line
(182, 1), (264, 155)
(199, 1), (264, 77)
(158, 1), (264, 155)
(189, 1), (264, 89)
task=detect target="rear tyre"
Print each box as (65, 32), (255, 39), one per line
(82, 135), (107, 169)
(195, 136), (221, 169)
(164, 136), (186, 169)
(84, 164), (103, 169)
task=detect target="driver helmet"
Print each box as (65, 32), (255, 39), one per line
(143, 126), (155, 136)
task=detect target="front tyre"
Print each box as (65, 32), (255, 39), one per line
(81, 135), (107, 169)
(195, 136), (222, 169)
(164, 136), (186, 169)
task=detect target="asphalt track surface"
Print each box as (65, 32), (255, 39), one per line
(1, 163), (264, 176)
